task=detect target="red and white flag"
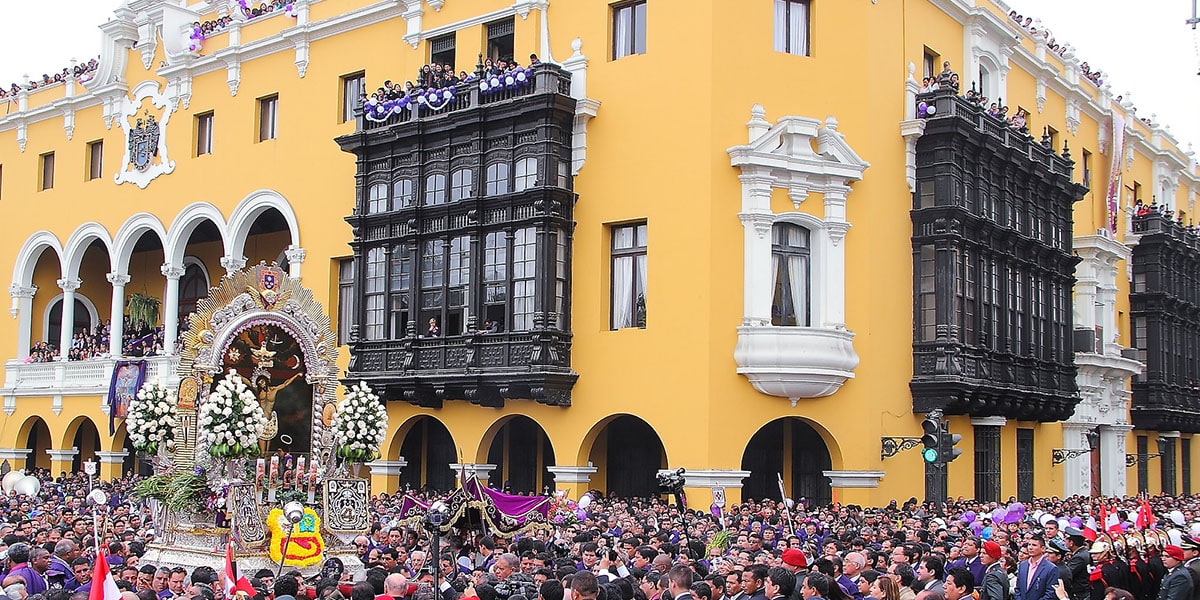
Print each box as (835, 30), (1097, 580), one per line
(224, 545), (257, 598)
(88, 551), (121, 600)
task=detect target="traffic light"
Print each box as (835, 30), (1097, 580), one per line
(920, 412), (942, 463)
(941, 430), (964, 462)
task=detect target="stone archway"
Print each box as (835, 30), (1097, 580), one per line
(583, 415), (665, 498)
(481, 415), (556, 494)
(17, 416), (52, 472)
(63, 416), (101, 473)
(741, 417), (832, 507)
(395, 416), (457, 492)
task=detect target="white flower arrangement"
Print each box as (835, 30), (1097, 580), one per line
(330, 382), (388, 463)
(199, 370), (266, 458)
(126, 379), (178, 455)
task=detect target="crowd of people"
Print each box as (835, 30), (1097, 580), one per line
(365, 55), (542, 107)
(917, 63), (1032, 135)
(1006, 10), (1105, 88)
(7, 461), (1200, 600)
(0, 59), (100, 100)
(24, 318), (172, 364)
(1134, 200), (1196, 232)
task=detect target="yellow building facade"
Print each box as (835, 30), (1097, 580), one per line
(0, 0), (1196, 508)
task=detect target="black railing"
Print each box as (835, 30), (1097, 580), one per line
(357, 63), (572, 132)
(352, 329), (572, 373)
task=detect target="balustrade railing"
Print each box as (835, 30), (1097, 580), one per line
(1, 355), (179, 396)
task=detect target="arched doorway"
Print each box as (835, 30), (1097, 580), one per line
(68, 417), (101, 474)
(397, 417), (456, 492)
(46, 297), (92, 352)
(241, 208), (292, 267)
(23, 417), (52, 472)
(741, 418), (832, 507)
(177, 262), (209, 326)
(587, 415), (665, 498)
(484, 416), (555, 494)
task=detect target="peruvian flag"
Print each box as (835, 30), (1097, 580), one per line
(1136, 499), (1156, 530)
(224, 545), (257, 598)
(88, 551), (121, 600)
(1101, 503), (1122, 534)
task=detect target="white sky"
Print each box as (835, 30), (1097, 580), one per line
(0, 0), (1197, 156)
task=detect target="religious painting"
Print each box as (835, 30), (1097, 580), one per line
(107, 360), (147, 435)
(218, 323), (313, 455)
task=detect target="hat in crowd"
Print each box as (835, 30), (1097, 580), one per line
(982, 541), (1003, 559)
(1181, 536), (1200, 551)
(1088, 542), (1110, 555)
(1046, 539), (1067, 555)
(1063, 526), (1085, 539)
(1165, 545), (1186, 561)
(782, 548), (808, 568)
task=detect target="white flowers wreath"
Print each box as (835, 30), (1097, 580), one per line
(199, 370), (266, 458)
(126, 380), (178, 455)
(330, 382), (388, 463)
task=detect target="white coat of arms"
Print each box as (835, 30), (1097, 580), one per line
(115, 81), (177, 188)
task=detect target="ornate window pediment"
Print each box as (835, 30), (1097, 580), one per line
(727, 105), (868, 403)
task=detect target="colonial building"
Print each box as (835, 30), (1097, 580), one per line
(0, 0), (1196, 506)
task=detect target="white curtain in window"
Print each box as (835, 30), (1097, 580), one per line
(788, 255), (808, 325)
(773, 0), (788, 53)
(771, 253), (782, 320)
(789, 2), (807, 55)
(612, 255), (633, 328)
(614, 7), (631, 58)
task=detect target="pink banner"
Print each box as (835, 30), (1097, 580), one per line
(1107, 112), (1126, 233)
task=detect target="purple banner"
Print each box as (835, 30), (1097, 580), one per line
(108, 360), (147, 435)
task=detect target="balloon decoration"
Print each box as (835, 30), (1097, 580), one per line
(1, 470), (25, 493)
(577, 492), (593, 510)
(961, 510), (976, 523)
(13, 475), (40, 497)
(991, 507), (1008, 523)
(1169, 510), (1185, 526)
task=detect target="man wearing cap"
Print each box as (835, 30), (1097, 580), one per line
(1159, 545), (1192, 600)
(1045, 538), (1068, 582)
(1179, 536), (1200, 600)
(1063, 528), (1091, 600)
(1088, 542), (1127, 600)
(782, 549), (808, 575)
(979, 541), (1009, 600)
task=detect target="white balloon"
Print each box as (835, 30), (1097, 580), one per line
(1168, 529), (1184, 546)
(2, 470), (25, 493)
(13, 475), (40, 497)
(1057, 517), (1070, 530)
(926, 105), (937, 116)
(1169, 510), (1185, 526)
(577, 493), (592, 510)
(1190, 523), (1200, 536)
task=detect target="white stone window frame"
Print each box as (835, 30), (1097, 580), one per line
(728, 106), (869, 403)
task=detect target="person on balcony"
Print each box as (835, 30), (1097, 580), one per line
(426, 318), (441, 338)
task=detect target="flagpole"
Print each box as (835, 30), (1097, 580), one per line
(776, 473), (795, 537)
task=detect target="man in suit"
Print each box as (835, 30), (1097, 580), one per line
(979, 541), (1010, 600)
(949, 538), (986, 587)
(765, 567), (796, 600)
(743, 565), (769, 600)
(1016, 538), (1058, 600)
(670, 566), (697, 600)
(1159, 545), (1193, 600)
(915, 556), (946, 598)
(1063, 528), (1092, 600)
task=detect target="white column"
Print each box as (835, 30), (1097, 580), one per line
(823, 185), (850, 329)
(545, 465), (598, 486)
(220, 255), (247, 277)
(94, 450), (128, 464)
(106, 273), (130, 357)
(449, 463), (496, 482)
(57, 278), (81, 361)
(9, 284), (37, 359)
(161, 265), (183, 356)
(738, 169), (774, 326)
(285, 245), (306, 278)
(1061, 423), (1094, 497)
(368, 458), (408, 477)
(1100, 424), (1132, 497)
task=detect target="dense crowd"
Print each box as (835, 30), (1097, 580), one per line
(25, 318), (171, 364)
(1006, 11), (1105, 87)
(0, 60), (99, 100)
(366, 54), (541, 106)
(8, 464), (1200, 600)
(917, 63), (1031, 134)
(1134, 201), (1195, 232)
